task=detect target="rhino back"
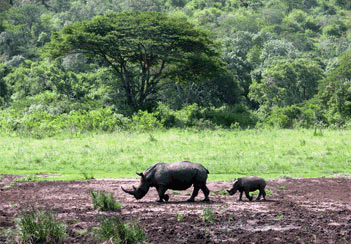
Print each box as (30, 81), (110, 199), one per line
(149, 161), (209, 190)
(240, 176), (266, 191)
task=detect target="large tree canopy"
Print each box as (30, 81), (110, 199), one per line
(42, 11), (225, 111)
(248, 58), (323, 108)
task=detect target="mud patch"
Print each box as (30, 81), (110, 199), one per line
(0, 175), (351, 243)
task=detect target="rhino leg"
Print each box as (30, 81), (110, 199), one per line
(200, 184), (210, 202)
(257, 189), (266, 201)
(156, 185), (168, 202)
(187, 186), (200, 202)
(256, 186), (267, 201)
(238, 191), (243, 201)
(245, 190), (253, 201)
(163, 194), (169, 202)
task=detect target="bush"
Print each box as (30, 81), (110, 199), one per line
(199, 105), (257, 129)
(66, 108), (129, 132)
(89, 190), (122, 211)
(156, 103), (256, 129)
(264, 104), (320, 129)
(0, 107), (130, 138)
(130, 110), (163, 131)
(198, 207), (215, 223)
(94, 217), (147, 243)
(13, 207), (67, 243)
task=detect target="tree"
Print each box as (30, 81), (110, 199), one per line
(249, 58), (323, 108)
(0, 63), (12, 106)
(42, 11), (225, 111)
(222, 31), (254, 107)
(318, 50), (351, 120)
(0, 3), (46, 60)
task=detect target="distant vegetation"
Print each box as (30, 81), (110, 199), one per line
(1, 0), (351, 136)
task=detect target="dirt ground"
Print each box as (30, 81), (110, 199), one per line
(1, 175), (351, 244)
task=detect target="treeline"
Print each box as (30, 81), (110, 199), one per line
(1, 0), (351, 136)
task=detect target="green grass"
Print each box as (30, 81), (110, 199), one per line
(13, 174), (39, 182)
(1, 128), (351, 181)
(94, 217), (147, 243)
(11, 207), (67, 243)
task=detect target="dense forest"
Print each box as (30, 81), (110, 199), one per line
(1, 0), (351, 137)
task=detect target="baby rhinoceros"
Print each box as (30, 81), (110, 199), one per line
(227, 176), (266, 201)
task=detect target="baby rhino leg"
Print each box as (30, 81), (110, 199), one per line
(245, 190), (253, 201)
(256, 188), (266, 201)
(238, 191), (244, 201)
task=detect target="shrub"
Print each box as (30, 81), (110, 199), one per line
(156, 103), (201, 128)
(13, 207), (67, 243)
(0, 107), (130, 137)
(199, 105), (256, 129)
(89, 190), (122, 211)
(156, 103), (256, 129)
(199, 207), (215, 223)
(130, 110), (163, 131)
(177, 213), (184, 222)
(266, 104), (318, 129)
(94, 217), (147, 243)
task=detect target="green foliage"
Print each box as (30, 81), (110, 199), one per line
(256, 99), (324, 129)
(199, 207), (215, 223)
(1, 0), (351, 128)
(42, 11), (225, 112)
(260, 40), (299, 63)
(156, 103), (255, 129)
(89, 190), (122, 211)
(0, 63), (11, 105)
(195, 105), (257, 128)
(130, 110), (163, 132)
(0, 102), (254, 136)
(266, 105), (315, 128)
(0, 107), (131, 138)
(249, 58), (323, 108)
(80, 170), (94, 180)
(13, 207), (67, 243)
(1, 3), (47, 59)
(177, 213), (184, 222)
(319, 50), (351, 124)
(94, 217), (147, 243)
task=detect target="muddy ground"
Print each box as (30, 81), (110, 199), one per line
(0, 175), (351, 243)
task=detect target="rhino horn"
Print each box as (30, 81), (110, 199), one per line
(121, 186), (136, 196)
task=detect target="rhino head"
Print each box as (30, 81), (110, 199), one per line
(121, 172), (150, 200)
(227, 180), (239, 195)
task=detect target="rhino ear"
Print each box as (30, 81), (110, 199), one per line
(136, 172), (145, 179)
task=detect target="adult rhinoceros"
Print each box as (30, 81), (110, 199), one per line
(121, 161), (210, 202)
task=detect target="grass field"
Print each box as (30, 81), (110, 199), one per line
(1, 128), (351, 181)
